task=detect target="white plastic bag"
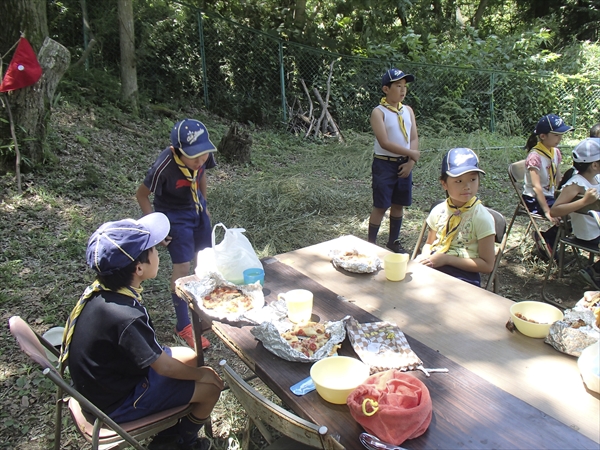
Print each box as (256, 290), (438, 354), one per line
(210, 223), (263, 285)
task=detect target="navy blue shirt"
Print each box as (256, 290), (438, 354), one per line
(143, 147), (216, 211)
(69, 291), (163, 413)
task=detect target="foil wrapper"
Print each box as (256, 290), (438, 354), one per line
(250, 309), (348, 363)
(545, 309), (600, 356)
(175, 272), (265, 325)
(345, 317), (423, 373)
(329, 248), (382, 274)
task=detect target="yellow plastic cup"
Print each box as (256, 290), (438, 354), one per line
(278, 289), (313, 323)
(384, 253), (409, 281)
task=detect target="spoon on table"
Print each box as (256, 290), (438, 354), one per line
(359, 432), (409, 450)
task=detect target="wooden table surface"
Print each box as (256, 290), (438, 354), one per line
(185, 247), (599, 449)
(275, 235), (600, 445)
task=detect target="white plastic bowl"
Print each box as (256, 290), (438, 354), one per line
(578, 341), (600, 394)
(42, 327), (64, 363)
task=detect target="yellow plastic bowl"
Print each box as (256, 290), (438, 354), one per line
(310, 356), (370, 404)
(578, 341), (600, 394)
(510, 301), (563, 338)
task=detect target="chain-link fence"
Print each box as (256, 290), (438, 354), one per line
(53, 1), (600, 139)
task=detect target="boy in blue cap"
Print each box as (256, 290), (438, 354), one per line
(63, 213), (223, 450)
(136, 119), (217, 350)
(368, 68), (420, 253)
(415, 148), (495, 287)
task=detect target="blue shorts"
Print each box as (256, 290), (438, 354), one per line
(435, 265), (481, 287)
(372, 158), (413, 209)
(161, 201), (211, 264)
(108, 347), (195, 423)
(522, 195), (555, 215)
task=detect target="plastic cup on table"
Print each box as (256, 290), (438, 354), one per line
(278, 289), (313, 323)
(384, 253), (409, 281)
(243, 268), (265, 286)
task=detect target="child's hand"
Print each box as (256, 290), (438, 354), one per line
(544, 210), (560, 224)
(161, 235), (172, 247)
(416, 252), (446, 268)
(397, 159), (415, 178)
(582, 188), (599, 205)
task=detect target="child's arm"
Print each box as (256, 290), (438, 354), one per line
(414, 229), (436, 261)
(136, 183), (154, 216)
(370, 108), (420, 162)
(398, 106), (420, 178)
(198, 172), (207, 200)
(551, 184), (597, 217)
(151, 351), (224, 389)
(528, 168), (559, 224)
(419, 234), (496, 274)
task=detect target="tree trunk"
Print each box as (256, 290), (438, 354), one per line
(217, 124), (253, 164)
(117, 0), (138, 115)
(0, 0), (70, 168)
(6, 38), (70, 165)
(471, 0), (489, 28)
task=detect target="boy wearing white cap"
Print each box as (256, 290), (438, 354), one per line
(368, 68), (420, 253)
(415, 148), (495, 287)
(136, 119), (217, 350)
(63, 213), (223, 450)
(551, 138), (600, 288)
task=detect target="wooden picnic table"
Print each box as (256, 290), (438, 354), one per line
(183, 235), (599, 449)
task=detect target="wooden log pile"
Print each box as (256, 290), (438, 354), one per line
(287, 61), (344, 143)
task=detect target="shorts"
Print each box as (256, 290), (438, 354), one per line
(522, 194), (554, 215)
(161, 200), (211, 264)
(372, 157), (413, 209)
(435, 265), (481, 287)
(108, 347), (195, 423)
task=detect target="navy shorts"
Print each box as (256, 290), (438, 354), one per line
(162, 199), (211, 264)
(372, 158), (413, 209)
(522, 194), (555, 215)
(108, 347), (195, 423)
(435, 265), (481, 287)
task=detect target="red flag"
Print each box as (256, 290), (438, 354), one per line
(0, 38), (43, 92)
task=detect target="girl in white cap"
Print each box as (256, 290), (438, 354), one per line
(551, 138), (600, 288)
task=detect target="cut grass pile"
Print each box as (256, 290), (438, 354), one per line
(0, 103), (582, 449)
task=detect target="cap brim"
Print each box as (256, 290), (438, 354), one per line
(446, 167), (486, 177)
(179, 140), (217, 158)
(390, 74), (415, 83)
(138, 213), (170, 249)
(549, 125), (574, 135)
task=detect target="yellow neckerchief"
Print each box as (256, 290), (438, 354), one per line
(59, 280), (143, 366)
(432, 196), (481, 254)
(532, 142), (557, 188)
(380, 97), (408, 142)
(171, 149), (203, 214)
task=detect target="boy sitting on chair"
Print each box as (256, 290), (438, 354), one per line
(415, 148), (496, 287)
(62, 213), (223, 450)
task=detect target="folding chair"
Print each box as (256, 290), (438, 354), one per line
(8, 316), (193, 450)
(411, 201), (507, 293)
(542, 212), (600, 305)
(505, 160), (553, 260)
(219, 360), (344, 450)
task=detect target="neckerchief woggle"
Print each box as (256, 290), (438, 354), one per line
(59, 280), (142, 366)
(380, 97), (408, 142)
(431, 196), (481, 254)
(532, 142), (557, 189)
(172, 149), (203, 214)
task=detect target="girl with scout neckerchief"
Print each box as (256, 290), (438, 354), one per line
(522, 114), (574, 256)
(415, 148), (496, 287)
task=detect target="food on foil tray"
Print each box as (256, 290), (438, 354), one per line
(203, 286), (253, 314)
(329, 248), (382, 274)
(281, 322), (331, 357)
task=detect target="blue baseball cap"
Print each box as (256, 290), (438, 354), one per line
(534, 114), (573, 135)
(441, 147), (485, 177)
(170, 119), (217, 158)
(86, 213), (170, 275)
(381, 68), (415, 86)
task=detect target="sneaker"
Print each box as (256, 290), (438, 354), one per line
(177, 324), (210, 350)
(148, 435), (180, 450)
(577, 267), (600, 290)
(386, 239), (408, 254)
(179, 437), (212, 450)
